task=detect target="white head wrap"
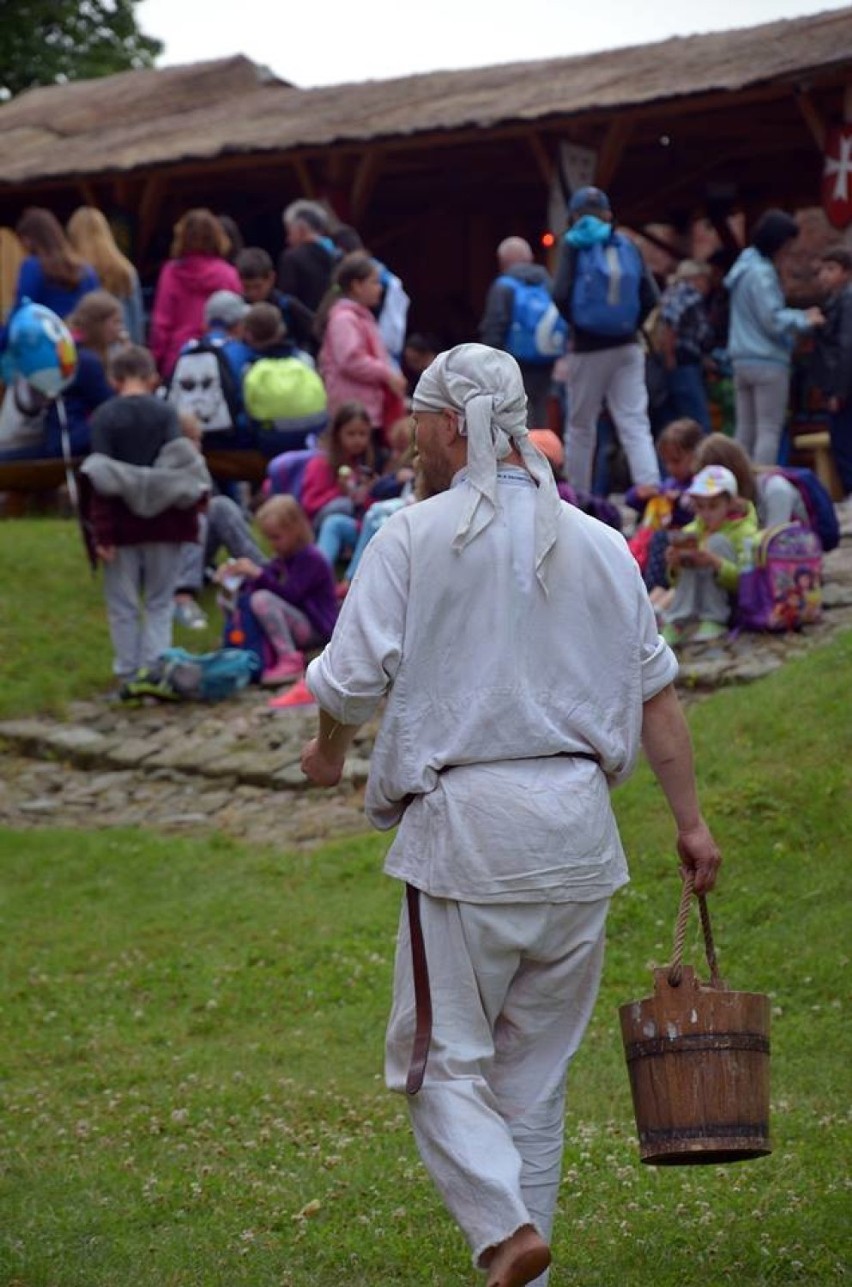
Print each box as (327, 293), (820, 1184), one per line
(412, 343), (562, 590)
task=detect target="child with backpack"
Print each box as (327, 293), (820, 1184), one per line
(300, 402), (376, 576)
(625, 418), (703, 603)
(694, 432), (839, 550)
(166, 290), (251, 441)
(236, 246), (316, 353)
(241, 302), (327, 455)
(552, 185), (660, 495)
(661, 464), (758, 646)
(80, 345), (211, 688)
(215, 494), (338, 687)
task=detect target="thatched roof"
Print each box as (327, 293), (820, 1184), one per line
(1, 6), (850, 187)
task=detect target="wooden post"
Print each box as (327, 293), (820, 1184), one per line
(76, 179), (98, 206)
(351, 149), (384, 226)
(795, 89), (827, 151)
(526, 131), (554, 188)
(595, 116), (635, 190)
(136, 175), (164, 261)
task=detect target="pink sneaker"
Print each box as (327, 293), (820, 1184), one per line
(260, 651), (304, 686)
(268, 677), (315, 709)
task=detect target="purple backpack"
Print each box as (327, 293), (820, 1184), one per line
(735, 523), (823, 633)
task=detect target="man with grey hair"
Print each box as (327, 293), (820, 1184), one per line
(277, 199), (338, 316)
(479, 237), (564, 428)
(301, 343), (720, 1286)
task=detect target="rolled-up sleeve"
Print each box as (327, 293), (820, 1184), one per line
(637, 578), (679, 700)
(305, 516), (409, 725)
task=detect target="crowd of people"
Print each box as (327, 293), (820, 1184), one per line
(1, 189), (850, 1287)
(0, 191), (850, 689)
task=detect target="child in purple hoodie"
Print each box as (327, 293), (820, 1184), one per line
(215, 495), (338, 687)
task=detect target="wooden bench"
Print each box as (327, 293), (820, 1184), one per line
(0, 447), (270, 508)
(790, 429), (844, 501)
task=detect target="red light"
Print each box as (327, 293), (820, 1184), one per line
(541, 232), (555, 247)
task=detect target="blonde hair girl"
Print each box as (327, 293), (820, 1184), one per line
(66, 207), (145, 343)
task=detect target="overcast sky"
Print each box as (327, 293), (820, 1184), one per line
(136, 0), (850, 87)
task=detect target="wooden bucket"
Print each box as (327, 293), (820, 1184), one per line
(619, 876), (771, 1166)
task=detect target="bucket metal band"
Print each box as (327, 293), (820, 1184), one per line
(639, 1121), (771, 1144)
(624, 1031), (770, 1062)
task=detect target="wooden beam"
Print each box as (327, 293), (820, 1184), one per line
(76, 179), (97, 206)
(112, 176), (131, 208)
(795, 89), (827, 151)
(627, 149), (743, 222)
(290, 155), (316, 196)
(136, 175), (164, 260)
(350, 149), (383, 225)
(596, 115), (635, 190)
(526, 131), (554, 187)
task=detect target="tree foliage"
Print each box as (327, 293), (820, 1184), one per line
(0, 0), (163, 100)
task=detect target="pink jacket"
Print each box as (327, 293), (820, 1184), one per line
(318, 299), (393, 427)
(149, 254), (243, 378)
(301, 454), (342, 523)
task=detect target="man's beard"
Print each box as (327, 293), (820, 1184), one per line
(414, 454), (454, 500)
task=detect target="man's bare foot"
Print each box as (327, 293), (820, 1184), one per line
(484, 1225), (551, 1287)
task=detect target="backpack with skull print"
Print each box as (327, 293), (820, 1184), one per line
(167, 338), (241, 434)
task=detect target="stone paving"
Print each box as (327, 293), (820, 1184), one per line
(2, 509), (851, 849)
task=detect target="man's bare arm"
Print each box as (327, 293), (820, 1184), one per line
(641, 683), (721, 893)
(300, 708), (361, 788)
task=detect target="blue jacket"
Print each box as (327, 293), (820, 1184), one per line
(724, 247), (812, 369)
(14, 257), (100, 319)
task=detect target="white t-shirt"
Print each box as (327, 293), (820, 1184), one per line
(307, 468), (678, 903)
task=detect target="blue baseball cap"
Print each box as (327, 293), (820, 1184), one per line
(567, 186), (611, 215)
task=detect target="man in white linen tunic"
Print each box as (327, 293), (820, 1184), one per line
(301, 343), (721, 1287)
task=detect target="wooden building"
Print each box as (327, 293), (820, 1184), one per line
(0, 5), (850, 338)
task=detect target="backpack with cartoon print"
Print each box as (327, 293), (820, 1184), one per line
(735, 522), (823, 632)
(167, 338), (241, 434)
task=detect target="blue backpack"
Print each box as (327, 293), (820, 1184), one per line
(571, 233), (643, 337)
(497, 276), (568, 365)
(767, 466), (839, 552)
(156, 647), (257, 700)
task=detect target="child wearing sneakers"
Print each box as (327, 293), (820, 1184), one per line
(661, 464), (758, 646)
(215, 495), (338, 686)
(80, 345), (210, 690)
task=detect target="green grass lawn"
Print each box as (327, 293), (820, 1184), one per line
(1, 628), (851, 1284)
(0, 517), (228, 718)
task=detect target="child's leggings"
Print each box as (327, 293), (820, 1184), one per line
(249, 590), (314, 657)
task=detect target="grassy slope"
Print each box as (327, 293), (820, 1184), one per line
(0, 518), (225, 717)
(1, 633), (850, 1284)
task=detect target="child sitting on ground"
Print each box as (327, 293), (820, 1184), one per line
(340, 416), (417, 589)
(300, 401), (376, 573)
(626, 417), (704, 610)
(215, 494), (338, 687)
(80, 345), (210, 688)
(661, 463), (758, 646)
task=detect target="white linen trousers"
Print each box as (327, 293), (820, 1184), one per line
(385, 890), (609, 1283)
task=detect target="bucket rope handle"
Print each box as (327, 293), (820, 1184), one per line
(668, 872), (722, 988)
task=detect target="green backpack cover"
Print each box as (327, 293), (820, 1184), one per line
(243, 357), (327, 428)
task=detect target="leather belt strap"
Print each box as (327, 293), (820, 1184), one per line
(405, 883), (432, 1096)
